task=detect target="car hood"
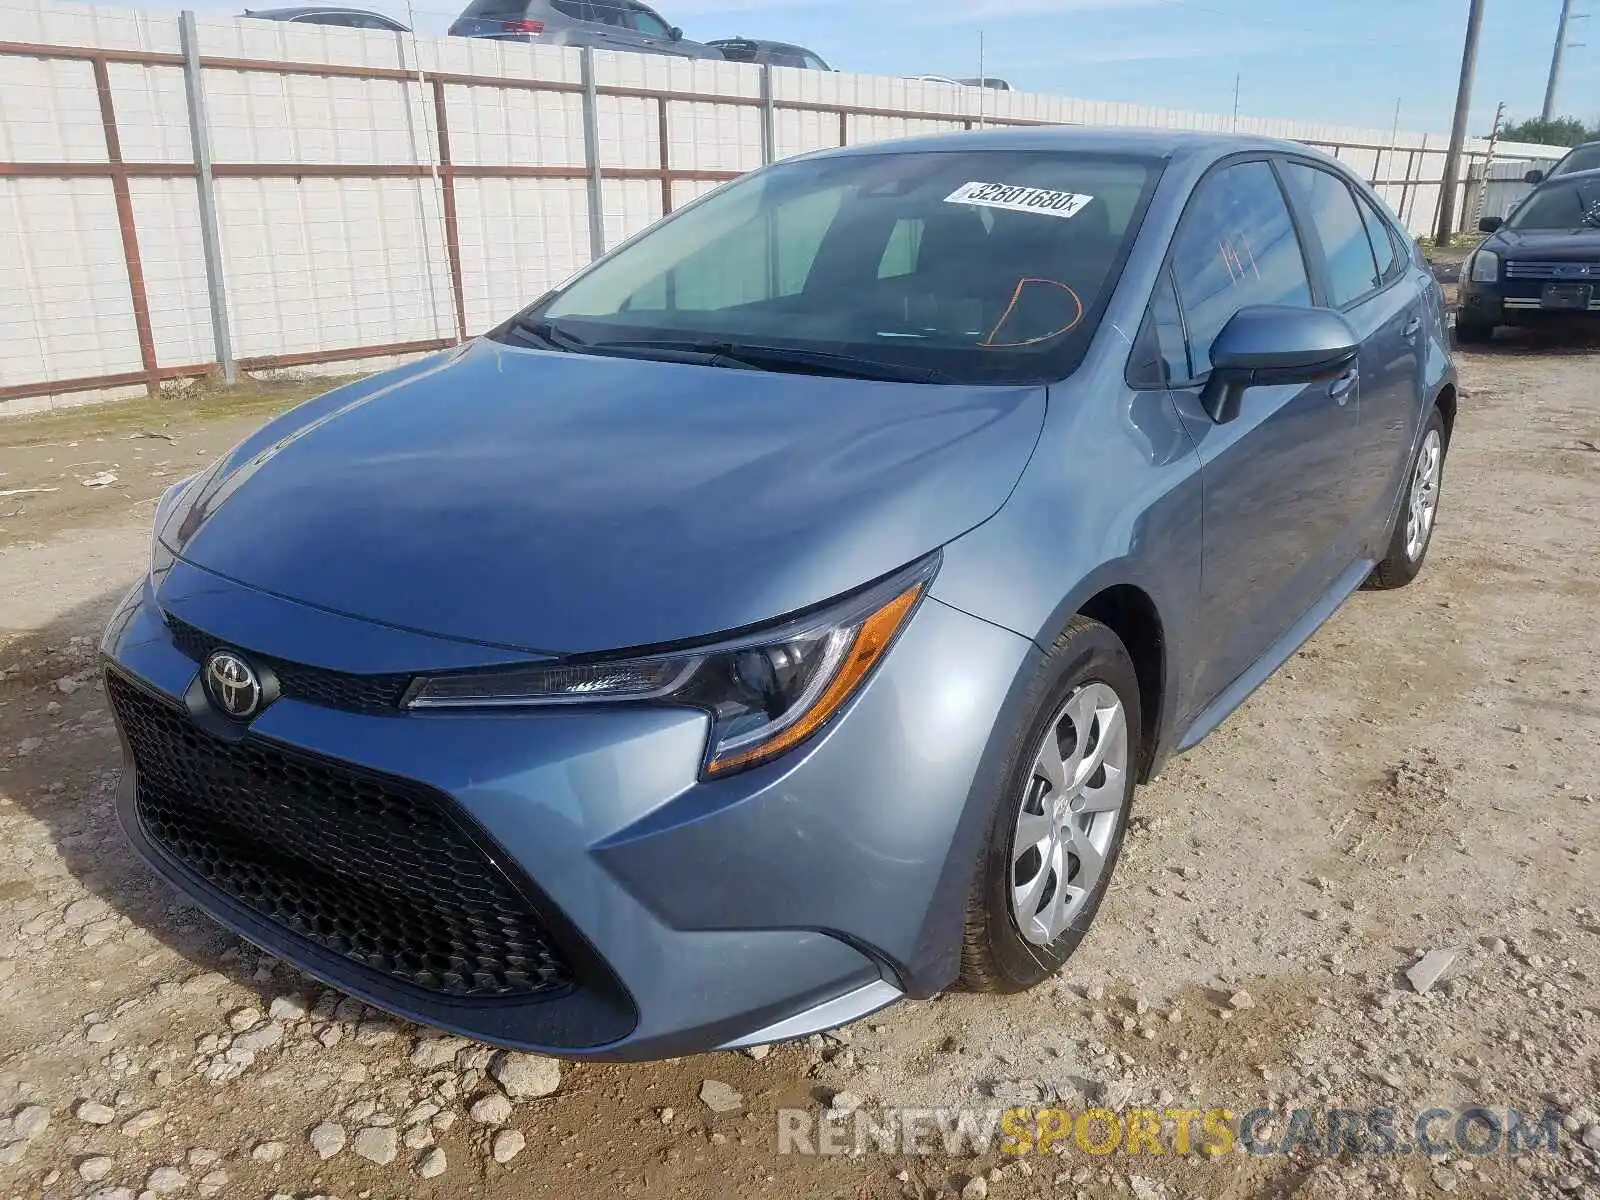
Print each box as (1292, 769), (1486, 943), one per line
(162, 340), (1046, 656)
(1489, 228), (1600, 259)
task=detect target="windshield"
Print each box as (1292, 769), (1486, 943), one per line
(1507, 177), (1600, 230)
(516, 150), (1163, 384)
(1551, 145), (1600, 177)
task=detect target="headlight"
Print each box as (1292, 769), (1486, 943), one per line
(1469, 250), (1500, 283)
(407, 554), (939, 776)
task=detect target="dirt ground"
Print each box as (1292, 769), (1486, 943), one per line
(0, 339), (1596, 1200)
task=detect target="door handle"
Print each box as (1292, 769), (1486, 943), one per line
(1328, 368), (1357, 405)
(1403, 315), (1422, 342)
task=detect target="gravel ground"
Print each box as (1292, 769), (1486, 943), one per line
(0, 344), (1596, 1200)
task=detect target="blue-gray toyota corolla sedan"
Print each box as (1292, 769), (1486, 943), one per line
(103, 129), (1456, 1060)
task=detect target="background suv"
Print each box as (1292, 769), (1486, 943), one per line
(1524, 140), (1600, 184)
(449, 0), (720, 57)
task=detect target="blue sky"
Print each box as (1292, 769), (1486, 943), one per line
(224, 0), (1600, 137)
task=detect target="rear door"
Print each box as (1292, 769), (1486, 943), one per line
(1156, 158), (1364, 712)
(1278, 160), (1423, 552)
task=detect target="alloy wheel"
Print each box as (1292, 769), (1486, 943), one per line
(1010, 681), (1128, 947)
(1405, 428), (1442, 561)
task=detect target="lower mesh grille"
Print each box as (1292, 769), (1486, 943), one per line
(108, 672), (572, 999)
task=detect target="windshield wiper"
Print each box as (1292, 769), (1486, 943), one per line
(503, 316), (589, 353)
(587, 339), (950, 383)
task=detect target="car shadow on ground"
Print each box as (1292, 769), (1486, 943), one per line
(0, 588), (297, 1012)
(1456, 323), (1600, 357)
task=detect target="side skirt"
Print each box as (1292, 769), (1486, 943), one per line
(1173, 555), (1377, 754)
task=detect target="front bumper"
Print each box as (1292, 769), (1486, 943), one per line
(1459, 283), (1600, 324)
(102, 561), (1035, 1059)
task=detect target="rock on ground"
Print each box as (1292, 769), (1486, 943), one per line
(1405, 946), (1462, 994)
(492, 1128), (526, 1164)
(417, 1146), (447, 1178)
(490, 1051), (561, 1100)
(352, 1124), (399, 1165)
(699, 1080), (743, 1113)
(309, 1120), (346, 1159)
(469, 1093), (513, 1126)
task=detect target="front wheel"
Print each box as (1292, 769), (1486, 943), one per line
(1367, 407), (1447, 590)
(1453, 318), (1494, 345)
(959, 616), (1140, 993)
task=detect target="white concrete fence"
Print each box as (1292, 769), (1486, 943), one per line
(0, 0), (1568, 414)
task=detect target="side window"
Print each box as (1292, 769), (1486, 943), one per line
(1357, 194), (1402, 283)
(1170, 159), (1312, 375)
(1129, 269), (1188, 387)
(588, 1), (628, 26)
(628, 5), (671, 36)
(1281, 163), (1380, 307)
(550, 0), (588, 17)
(877, 218), (924, 279)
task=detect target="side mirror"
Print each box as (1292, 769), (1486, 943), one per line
(668, 24), (682, 39)
(1478, 215), (1503, 233)
(1523, 169), (1545, 184)
(1200, 306), (1359, 424)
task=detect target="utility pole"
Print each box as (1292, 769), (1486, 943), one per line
(1231, 73), (1241, 131)
(1435, 0), (1485, 246)
(976, 29), (986, 129)
(1542, 0), (1575, 121)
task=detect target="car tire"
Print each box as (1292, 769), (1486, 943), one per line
(958, 615), (1141, 993)
(1453, 318), (1494, 345)
(1367, 406), (1448, 590)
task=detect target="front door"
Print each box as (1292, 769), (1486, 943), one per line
(1160, 158), (1364, 712)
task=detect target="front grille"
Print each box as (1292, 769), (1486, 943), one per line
(166, 614), (413, 713)
(109, 672), (572, 999)
(1504, 260), (1600, 280)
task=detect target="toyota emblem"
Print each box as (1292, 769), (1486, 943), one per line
(204, 650), (262, 720)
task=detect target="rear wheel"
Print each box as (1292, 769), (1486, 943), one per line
(1368, 407), (1447, 590)
(959, 617), (1140, 992)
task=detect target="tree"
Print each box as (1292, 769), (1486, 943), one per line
(1498, 115), (1598, 146)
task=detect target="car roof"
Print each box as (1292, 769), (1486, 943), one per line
(1540, 165), (1600, 183)
(805, 125), (1317, 163)
(245, 5), (385, 14)
(709, 37), (818, 54)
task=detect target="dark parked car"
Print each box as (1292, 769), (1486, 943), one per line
(104, 128), (1455, 1060)
(241, 6), (409, 30)
(1457, 167), (1600, 342)
(1523, 139), (1600, 184)
(449, 0), (720, 58)
(708, 37), (830, 69)
(959, 76), (1012, 90)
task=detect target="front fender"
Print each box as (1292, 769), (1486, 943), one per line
(929, 379), (1205, 769)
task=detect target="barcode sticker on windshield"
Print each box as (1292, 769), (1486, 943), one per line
(944, 181), (1094, 219)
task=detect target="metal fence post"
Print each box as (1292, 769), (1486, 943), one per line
(179, 10), (236, 384)
(759, 65), (775, 165)
(580, 46), (605, 261)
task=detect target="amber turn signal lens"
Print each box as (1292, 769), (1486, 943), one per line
(705, 580), (925, 775)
